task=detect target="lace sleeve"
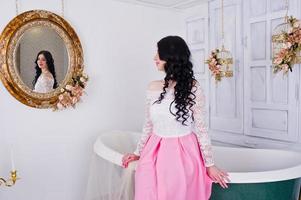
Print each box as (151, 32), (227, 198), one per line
(133, 90), (153, 156)
(192, 82), (215, 167)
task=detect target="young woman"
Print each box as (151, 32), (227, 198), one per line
(33, 50), (58, 93)
(122, 36), (230, 200)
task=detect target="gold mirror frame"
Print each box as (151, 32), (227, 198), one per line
(0, 10), (83, 108)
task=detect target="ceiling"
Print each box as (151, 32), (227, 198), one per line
(113, 0), (208, 10)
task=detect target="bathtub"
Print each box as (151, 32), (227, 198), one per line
(92, 130), (301, 200)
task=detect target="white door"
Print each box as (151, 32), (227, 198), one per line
(209, 0), (244, 134)
(243, 0), (299, 142)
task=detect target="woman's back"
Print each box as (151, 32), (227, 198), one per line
(33, 72), (54, 93)
(146, 81), (194, 137)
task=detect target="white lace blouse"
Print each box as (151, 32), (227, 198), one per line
(33, 73), (54, 93)
(133, 82), (215, 167)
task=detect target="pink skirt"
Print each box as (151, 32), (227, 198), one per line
(134, 132), (213, 200)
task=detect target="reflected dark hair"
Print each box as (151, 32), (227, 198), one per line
(32, 50), (58, 89)
(153, 35), (197, 126)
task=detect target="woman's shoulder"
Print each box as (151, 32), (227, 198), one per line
(147, 80), (165, 91)
(146, 79), (201, 94)
(42, 72), (54, 80)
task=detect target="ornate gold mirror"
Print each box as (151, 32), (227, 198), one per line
(0, 10), (86, 109)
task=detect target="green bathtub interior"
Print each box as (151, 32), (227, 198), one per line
(210, 178), (301, 200)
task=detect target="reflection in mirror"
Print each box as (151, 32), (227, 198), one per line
(15, 26), (68, 93)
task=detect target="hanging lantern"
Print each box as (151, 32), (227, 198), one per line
(206, 0), (233, 82)
(272, 0), (301, 74)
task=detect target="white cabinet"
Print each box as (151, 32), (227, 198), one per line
(206, 0), (301, 151)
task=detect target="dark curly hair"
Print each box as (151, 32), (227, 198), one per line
(32, 50), (58, 89)
(153, 35), (198, 126)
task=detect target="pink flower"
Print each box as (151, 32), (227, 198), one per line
(72, 97), (79, 104)
(210, 59), (217, 66)
(57, 103), (64, 110)
(59, 93), (72, 107)
(213, 69), (221, 74)
(273, 57), (283, 65)
(58, 94), (64, 101)
(71, 85), (83, 97)
(276, 48), (288, 61)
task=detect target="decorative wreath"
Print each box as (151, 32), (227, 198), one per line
(205, 48), (223, 81)
(54, 71), (88, 110)
(273, 16), (301, 74)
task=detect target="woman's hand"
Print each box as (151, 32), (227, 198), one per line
(206, 165), (230, 189)
(122, 153), (140, 168)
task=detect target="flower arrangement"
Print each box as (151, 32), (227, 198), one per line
(54, 71), (88, 110)
(205, 48), (223, 81)
(273, 16), (301, 74)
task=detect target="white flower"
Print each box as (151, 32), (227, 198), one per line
(293, 21), (300, 28)
(80, 77), (85, 82)
(285, 42), (292, 48)
(65, 85), (73, 91)
(281, 64), (289, 72)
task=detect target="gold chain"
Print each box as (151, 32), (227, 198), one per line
(285, 0), (289, 22)
(61, 0), (64, 17)
(15, 0), (19, 15)
(221, 0), (224, 45)
(15, 0), (65, 17)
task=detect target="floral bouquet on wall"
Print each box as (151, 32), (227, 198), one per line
(205, 48), (223, 81)
(273, 16), (301, 74)
(54, 71), (89, 110)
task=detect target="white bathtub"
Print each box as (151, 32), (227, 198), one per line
(88, 130), (301, 200)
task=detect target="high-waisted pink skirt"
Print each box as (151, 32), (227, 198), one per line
(134, 132), (213, 200)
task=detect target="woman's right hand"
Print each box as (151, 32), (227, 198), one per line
(206, 165), (230, 189)
(122, 153), (140, 168)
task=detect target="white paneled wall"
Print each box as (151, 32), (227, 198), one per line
(205, 0), (301, 151)
(0, 1), (184, 200)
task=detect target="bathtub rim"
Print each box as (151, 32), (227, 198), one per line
(93, 130), (301, 184)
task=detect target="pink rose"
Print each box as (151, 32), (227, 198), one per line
(273, 57), (283, 65)
(59, 93), (72, 107)
(57, 103), (64, 110)
(71, 85), (83, 97)
(72, 97), (79, 104)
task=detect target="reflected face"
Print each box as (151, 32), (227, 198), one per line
(154, 52), (166, 71)
(37, 54), (48, 70)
